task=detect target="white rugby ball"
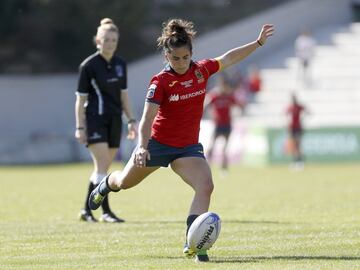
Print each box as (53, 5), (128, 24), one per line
(187, 212), (221, 252)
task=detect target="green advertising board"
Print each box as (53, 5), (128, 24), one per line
(267, 127), (360, 163)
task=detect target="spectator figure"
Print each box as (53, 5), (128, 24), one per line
(246, 64), (262, 103)
(285, 93), (308, 170)
(295, 30), (316, 87)
(232, 71), (248, 114)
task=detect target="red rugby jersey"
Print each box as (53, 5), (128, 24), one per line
(146, 59), (220, 147)
(287, 104), (304, 130)
(208, 92), (237, 126)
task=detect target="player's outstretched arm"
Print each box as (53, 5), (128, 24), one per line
(215, 24), (274, 70)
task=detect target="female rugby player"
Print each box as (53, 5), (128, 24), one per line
(89, 19), (274, 260)
(205, 74), (243, 173)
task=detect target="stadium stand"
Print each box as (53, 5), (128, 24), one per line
(245, 23), (360, 128)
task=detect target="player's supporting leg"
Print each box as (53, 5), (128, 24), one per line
(89, 160), (159, 210)
(171, 157), (214, 262)
(182, 214), (198, 258)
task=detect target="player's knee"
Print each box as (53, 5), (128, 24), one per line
(200, 177), (214, 197)
(111, 170), (136, 190)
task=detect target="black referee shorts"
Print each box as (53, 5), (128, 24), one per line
(86, 113), (122, 148)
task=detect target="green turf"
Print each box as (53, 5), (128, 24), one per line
(1, 162), (360, 269)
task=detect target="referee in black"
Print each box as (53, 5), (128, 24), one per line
(75, 18), (137, 222)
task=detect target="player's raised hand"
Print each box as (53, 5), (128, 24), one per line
(257, 24), (275, 46)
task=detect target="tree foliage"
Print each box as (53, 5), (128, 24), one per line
(0, 0), (291, 73)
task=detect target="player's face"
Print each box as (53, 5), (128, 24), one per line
(98, 31), (118, 56)
(165, 47), (192, 75)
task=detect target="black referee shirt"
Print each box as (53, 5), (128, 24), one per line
(76, 51), (127, 115)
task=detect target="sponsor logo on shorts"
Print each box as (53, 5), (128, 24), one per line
(89, 132), (102, 140)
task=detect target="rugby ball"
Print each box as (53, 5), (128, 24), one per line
(187, 212), (221, 252)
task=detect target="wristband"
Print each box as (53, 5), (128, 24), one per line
(76, 127), (85, 130)
(128, 119), (136, 124)
(257, 39), (263, 46)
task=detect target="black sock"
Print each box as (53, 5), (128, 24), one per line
(101, 195), (111, 214)
(84, 182), (95, 211)
(98, 173), (120, 195)
(186, 214), (199, 237)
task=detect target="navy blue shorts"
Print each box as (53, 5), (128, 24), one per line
(214, 125), (231, 138)
(143, 139), (205, 167)
(290, 127), (303, 140)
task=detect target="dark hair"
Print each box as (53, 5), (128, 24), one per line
(157, 19), (196, 53)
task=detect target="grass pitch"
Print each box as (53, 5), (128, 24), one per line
(1, 162), (360, 269)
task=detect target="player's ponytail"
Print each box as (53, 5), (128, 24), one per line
(157, 18), (196, 53)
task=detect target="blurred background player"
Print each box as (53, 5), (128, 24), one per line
(87, 19), (274, 262)
(246, 64), (262, 103)
(285, 93), (308, 170)
(75, 18), (137, 223)
(295, 29), (316, 87)
(204, 74), (244, 174)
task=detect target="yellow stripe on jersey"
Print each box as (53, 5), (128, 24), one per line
(214, 57), (223, 72)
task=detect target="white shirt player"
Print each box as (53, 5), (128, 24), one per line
(295, 33), (316, 61)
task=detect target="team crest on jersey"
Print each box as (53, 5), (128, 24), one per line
(147, 84), (157, 99)
(195, 69), (204, 83)
(115, 65), (123, 77)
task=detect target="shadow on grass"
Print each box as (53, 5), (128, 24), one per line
(126, 219), (289, 225)
(211, 255), (360, 263)
(225, 220), (291, 225)
(159, 255), (360, 263)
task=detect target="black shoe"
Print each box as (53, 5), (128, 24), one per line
(79, 209), (97, 222)
(100, 212), (125, 223)
(88, 184), (106, 210)
(195, 250), (209, 262)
